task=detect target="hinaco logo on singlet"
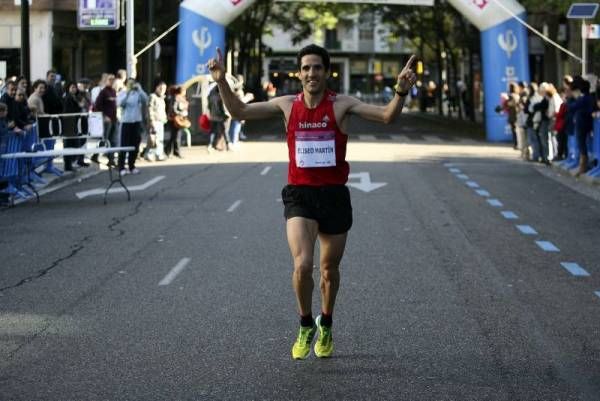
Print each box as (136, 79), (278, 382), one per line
(298, 115), (330, 129)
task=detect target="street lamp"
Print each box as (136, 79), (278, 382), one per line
(566, 3), (599, 76)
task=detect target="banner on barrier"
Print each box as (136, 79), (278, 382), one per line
(89, 112), (104, 138)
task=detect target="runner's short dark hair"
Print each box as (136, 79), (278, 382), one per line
(297, 44), (330, 72)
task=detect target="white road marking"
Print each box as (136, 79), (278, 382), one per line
(487, 199), (503, 207)
(159, 258), (191, 286)
(501, 211), (518, 219)
(347, 172), (387, 192)
(560, 262), (590, 277)
(227, 200), (242, 212)
(456, 174), (469, 180)
(75, 175), (165, 199)
(449, 168), (461, 173)
(260, 166), (272, 176)
(536, 241), (560, 252)
(516, 225), (537, 235)
(466, 181), (480, 188)
(475, 189), (490, 197)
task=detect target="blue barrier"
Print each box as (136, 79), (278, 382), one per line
(0, 129), (29, 199)
(0, 125), (49, 202)
(586, 118), (600, 178)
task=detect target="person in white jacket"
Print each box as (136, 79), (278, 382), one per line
(145, 80), (168, 161)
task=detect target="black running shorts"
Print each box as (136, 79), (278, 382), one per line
(282, 184), (353, 235)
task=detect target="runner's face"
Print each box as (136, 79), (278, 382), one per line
(299, 54), (329, 95)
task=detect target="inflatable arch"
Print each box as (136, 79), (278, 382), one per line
(176, 0), (530, 142)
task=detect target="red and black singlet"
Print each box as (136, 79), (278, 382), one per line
(286, 90), (349, 186)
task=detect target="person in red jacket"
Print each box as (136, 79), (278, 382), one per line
(553, 87), (569, 161)
(208, 44), (416, 360)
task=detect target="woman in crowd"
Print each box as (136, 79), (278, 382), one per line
(117, 78), (148, 175)
(145, 80), (168, 161)
(166, 85), (189, 158)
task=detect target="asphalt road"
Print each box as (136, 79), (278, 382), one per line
(1, 114), (599, 400)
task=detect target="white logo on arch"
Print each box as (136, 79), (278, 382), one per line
(498, 30), (518, 59)
(192, 27), (212, 57)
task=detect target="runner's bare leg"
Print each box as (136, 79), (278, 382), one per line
(287, 217), (319, 317)
(318, 233), (347, 315)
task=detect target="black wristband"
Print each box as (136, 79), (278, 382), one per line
(395, 89), (409, 97)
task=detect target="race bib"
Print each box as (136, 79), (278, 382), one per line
(295, 130), (336, 168)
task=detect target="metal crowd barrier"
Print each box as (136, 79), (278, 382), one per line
(0, 125), (42, 199)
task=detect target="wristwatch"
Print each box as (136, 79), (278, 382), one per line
(394, 83), (409, 97)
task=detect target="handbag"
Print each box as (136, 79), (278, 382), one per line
(198, 113), (211, 133)
(173, 115), (191, 129)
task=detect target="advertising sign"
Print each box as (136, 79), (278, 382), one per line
(78, 0), (120, 30)
(176, 0), (257, 84)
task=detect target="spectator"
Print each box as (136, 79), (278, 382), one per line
(91, 73), (108, 104)
(27, 80), (46, 117)
(207, 84), (229, 152)
(63, 82), (90, 170)
(145, 79), (168, 161)
(117, 78), (148, 175)
(532, 83), (551, 164)
(524, 82), (539, 160)
(17, 76), (30, 97)
(0, 81), (23, 132)
(0, 102), (8, 131)
(15, 89), (34, 130)
(41, 70), (63, 138)
(42, 69), (63, 115)
(553, 87), (569, 161)
(93, 74), (118, 164)
(114, 69), (127, 94)
(228, 75), (254, 149)
(505, 82), (519, 149)
(546, 84), (562, 160)
(62, 82), (81, 171)
(166, 85), (189, 158)
(516, 82), (529, 159)
(570, 76), (595, 176)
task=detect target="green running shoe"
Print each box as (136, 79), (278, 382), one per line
(291, 324), (317, 360)
(314, 315), (333, 358)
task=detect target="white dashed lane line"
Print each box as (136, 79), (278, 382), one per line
(560, 263), (591, 277)
(516, 225), (538, 235)
(260, 166), (272, 176)
(448, 164), (598, 304)
(159, 258), (191, 286)
(501, 211), (518, 219)
(227, 200), (243, 212)
(487, 199), (503, 207)
(535, 241), (560, 252)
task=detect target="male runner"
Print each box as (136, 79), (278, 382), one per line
(208, 44), (416, 360)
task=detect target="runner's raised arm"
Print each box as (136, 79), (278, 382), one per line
(208, 48), (282, 121)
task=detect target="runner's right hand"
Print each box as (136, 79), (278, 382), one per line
(208, 48), (225, 83)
